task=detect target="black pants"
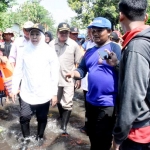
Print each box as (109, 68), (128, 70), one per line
(120, 138), (150, 150)
(83, 90), (87, 119)
(19, 98), (50, 125)
(86, 102), (115, 150)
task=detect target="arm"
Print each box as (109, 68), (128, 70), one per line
(113, 51), (149, 144)
(66, 56), (88, 81)
(74, 44), (83, 65)
(11, 52), (23, 102)
(9, 40), (18, 68)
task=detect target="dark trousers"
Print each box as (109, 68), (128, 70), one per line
(83, 90), (87, 119)
(120, 138), (150, 150)
(86, 102), (115, 150)
(19, 98), (50, 125)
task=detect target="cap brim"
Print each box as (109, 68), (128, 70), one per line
(3, 32), (14, 36)
(58, 28), (70, 32)
(88, 25), (111, 29)
(30, 28), (44, 33)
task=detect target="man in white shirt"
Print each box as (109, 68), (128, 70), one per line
(9, 21), (34, 68)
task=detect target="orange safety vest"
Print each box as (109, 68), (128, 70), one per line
(0, 59), (13, 96)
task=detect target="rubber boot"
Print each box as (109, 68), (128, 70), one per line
(21, 123), (30, 138)
(61, 110), (71, 136)
(36, 122), (47, 146)
(20, 123), (30, 150)
(57, 103), (63, 120)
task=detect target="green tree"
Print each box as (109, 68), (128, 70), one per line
(0, 0), (15, 12)
(67, 0), (119, 28)
(15, 0), (55, 33)
(146, 0), (150, 24)
(0, 0), (56, 35)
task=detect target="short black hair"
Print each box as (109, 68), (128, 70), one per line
(119, 0), (147, 21)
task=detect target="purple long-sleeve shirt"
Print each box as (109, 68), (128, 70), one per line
(77, 42), (121, 106)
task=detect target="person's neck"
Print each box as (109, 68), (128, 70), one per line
(96, 39), (110, 47)
(24, 36), (29, 41)
(5, 40), (11, 43)
(124, 21), (145, 33)
(58, 39), (67, 44)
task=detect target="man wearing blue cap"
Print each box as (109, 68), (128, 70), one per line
(65, 17), (121, 150)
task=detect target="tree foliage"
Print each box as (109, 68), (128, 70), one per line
(0, 0), (15, 12)
(0, 0), (56, 36)
(67, 0), (119, 28)
(68, 0), (150, 29)
(146, 0), (150, 24)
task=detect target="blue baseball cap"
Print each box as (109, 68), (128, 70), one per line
(88, 17), (111, 29)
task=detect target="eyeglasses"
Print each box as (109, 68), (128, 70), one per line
(59, 31), (69, 34)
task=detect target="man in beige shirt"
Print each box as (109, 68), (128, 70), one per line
(49, 22), (82, 136)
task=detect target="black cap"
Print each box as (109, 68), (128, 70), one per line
(110, 32), (119, 40)
(70, 27), (79, 33)
(30, 24), (45, 33)
(58, 22), (70, 31)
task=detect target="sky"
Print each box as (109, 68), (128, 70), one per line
(16, 0), (77, 27)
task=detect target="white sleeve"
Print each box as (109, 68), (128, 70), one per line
(9, 40), (18, 63)
(49, 48), (60, 96)
(12, 52), (23, 94)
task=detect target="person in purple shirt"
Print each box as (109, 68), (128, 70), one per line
(65, 17), (121, 150)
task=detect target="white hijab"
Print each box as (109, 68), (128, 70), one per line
(28, 30), (46, 48)
(23, 29), (51, 57)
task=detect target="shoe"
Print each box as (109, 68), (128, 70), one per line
(20, 137), (30, 150)
(36, 137), (44, 146)
(80, 126), (87, 134)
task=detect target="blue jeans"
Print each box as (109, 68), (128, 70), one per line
(120, 138), (150, 150)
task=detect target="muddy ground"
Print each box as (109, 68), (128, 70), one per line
(0, 89), (91, 150)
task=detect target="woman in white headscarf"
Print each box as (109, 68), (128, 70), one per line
(11, 24), (59, 148)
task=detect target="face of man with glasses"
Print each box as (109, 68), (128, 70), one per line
(58, 30), (70, 43)
(91, 27), (111, 46)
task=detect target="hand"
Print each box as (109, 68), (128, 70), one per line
(75, 80), (81, 89)
(51, 95), (58, 107)
(0, 56), (8, 63)
(65, 71), (75, 82)
(113, 138), (120, 150)
(11, 93), (17, 103)
(105, 49), (119, 67)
